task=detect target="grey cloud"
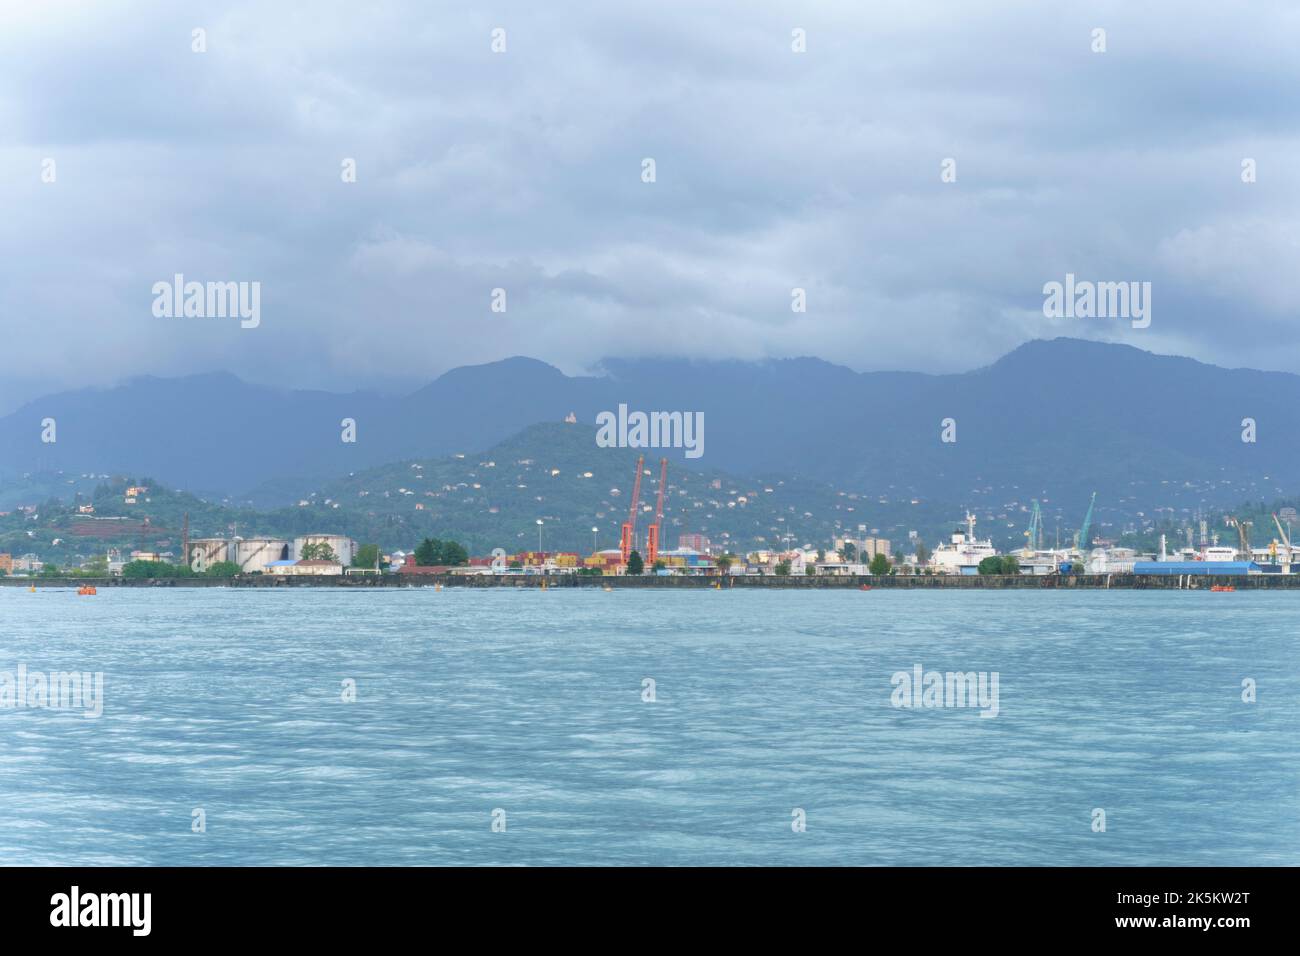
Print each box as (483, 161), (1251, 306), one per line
(1, 0), (1297, 413)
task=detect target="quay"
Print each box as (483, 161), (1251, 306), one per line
(5, 574), (1299, 590)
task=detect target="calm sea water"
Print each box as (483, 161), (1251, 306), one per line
(0, 587), (1296, 866)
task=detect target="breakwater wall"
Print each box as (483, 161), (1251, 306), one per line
(5, 573), (1300, 590)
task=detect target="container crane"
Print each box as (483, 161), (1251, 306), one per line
(1073, 492), (1096, 556)
(1272, 513), (1293, 566)
(1022, 499), (1041, 557)
(1226, 516), (1253, 562)
(619, 455), (645, 564)
(645, 458), (669, 566)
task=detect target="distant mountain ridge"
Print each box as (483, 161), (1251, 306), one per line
(0, 339), (1291, 513)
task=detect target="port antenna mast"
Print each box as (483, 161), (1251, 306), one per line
(646, 458), (668, 566)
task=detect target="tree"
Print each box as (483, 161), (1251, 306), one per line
(805, 565), (816, 576)
(122, 560), (181, 579)
(121, 561), (151, 579)
(774, 559), (792, 576)
(915, 541), (930, 565)
(626, 550), (644, 575)
(299, 541), (338, 562)
(414, 537), (468, 567)
(352, 544), (387, 570)
(415, 538), (442, 566)
(1000, 555), (1020, 575)
(206, 561), (241, 578)
(977, 556), (1003, 576)
(715, 554), (733, 574)
(840, 542), (857, 563)
(869, 553), (892, 576)
(652, 559), (666, 572)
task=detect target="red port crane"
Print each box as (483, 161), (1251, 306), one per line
(646, 458), (668, 566)
(619, 455), (645, 564)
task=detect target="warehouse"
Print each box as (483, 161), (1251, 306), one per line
(1132, 561), (1260, 576)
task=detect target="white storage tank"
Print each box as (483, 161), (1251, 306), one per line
(294, 535), (355, 566)
(189, 538), (231, 572)
(236, 538), (290, 574)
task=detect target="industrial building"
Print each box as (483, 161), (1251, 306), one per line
(264, 559), (345, 576)
(1132, 561), (1260, 576)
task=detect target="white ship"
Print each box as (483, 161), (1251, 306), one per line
(929, 513), (998, 574)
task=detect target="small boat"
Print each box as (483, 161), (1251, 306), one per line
(859, 584), (872, 591)
(78, 586), (97, 595)
(602, 585), (613, 592)
(1210, 585), (1235, 592)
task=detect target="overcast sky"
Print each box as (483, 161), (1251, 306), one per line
(1, 1), (1296, 414)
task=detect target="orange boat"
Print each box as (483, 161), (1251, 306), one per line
(859, 584), (872, 591)
(77, 585), (97, 596)
(1210, 585), (1235, 592)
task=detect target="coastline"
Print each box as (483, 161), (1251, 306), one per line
(3, 573), (1295, 589)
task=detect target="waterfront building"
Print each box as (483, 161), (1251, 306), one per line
(1133, 561), (1260, 576)
(265, 559), (345, 576)
(834, 536), (892, 560)
(678, 533), (711, 554)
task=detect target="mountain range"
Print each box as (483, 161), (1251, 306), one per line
(0, 338), (1290, 522)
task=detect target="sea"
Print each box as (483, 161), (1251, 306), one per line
(1, 586), (1296, 866)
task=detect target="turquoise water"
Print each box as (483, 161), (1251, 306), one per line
(0, 587), (1296, 866)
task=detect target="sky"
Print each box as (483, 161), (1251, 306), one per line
(1, 0), (1297, 414)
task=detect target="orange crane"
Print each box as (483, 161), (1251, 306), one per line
(646, 458), (668, 565)
(619, 455), (645, 564)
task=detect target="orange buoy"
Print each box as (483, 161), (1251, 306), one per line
(78, 585), (97, 595)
